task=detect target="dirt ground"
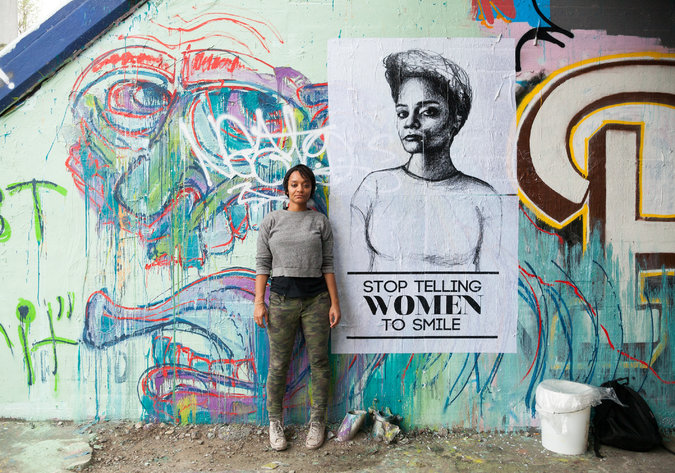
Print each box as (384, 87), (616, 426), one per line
(76, 421), (675, 473)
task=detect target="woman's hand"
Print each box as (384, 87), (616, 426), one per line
(254, 274), (270, 328)
(329, 304), (341, 328)
(254, 303), (269, 328)
(324, 273), (341, 328)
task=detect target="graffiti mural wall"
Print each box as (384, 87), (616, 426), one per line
(0, 0), (672, 429)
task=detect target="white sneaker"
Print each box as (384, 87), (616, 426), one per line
(269, 419), (287, 451)
(305, 421), (325, 449)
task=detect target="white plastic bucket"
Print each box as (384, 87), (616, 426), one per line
(536, 380), (594, 455)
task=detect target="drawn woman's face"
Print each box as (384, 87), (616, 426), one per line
(395, 77), (453, 155)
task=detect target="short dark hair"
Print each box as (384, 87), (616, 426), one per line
(283, 164), (316, 197)
(383, 49), (473, 135)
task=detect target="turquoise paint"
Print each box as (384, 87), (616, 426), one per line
(325, 211), (673, 429)
(514, 0), (551, 26)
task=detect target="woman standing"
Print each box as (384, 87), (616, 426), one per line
(254, 164), (341, 451)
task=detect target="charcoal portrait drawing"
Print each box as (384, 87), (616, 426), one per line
(350, 49), (503, 271)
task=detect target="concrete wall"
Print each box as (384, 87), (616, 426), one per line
(0, 0), (673, 430)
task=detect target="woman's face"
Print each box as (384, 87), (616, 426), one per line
(395, 77), (453, 155)
(286, 171), (312, 206)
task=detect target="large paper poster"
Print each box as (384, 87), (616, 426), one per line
(328, 38), (518, 354)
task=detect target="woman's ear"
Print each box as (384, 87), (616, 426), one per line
(450, 115), (462, 134)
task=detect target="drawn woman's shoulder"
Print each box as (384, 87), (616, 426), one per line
(453, 173), (498, 196)
(351, 167), (406, 216)
(354, 166), (407, 194)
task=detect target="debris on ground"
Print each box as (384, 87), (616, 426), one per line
(57, 420), (675, 473)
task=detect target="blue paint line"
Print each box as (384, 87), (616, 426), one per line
(444, 354), (471, 410)
(592, 260), (625, 380)
(640, 293), (657, 393)
(477, 353), (504, 418)
(518, 279), (537, 312)
(473, 353), (481, 394)
(532, 267), (551, 385)
(546, 288), (573, 377)
(44, 105), (69, 161)
(587, 296), (601, 384)
(550, 289), (574, 371)
(473, 354), (483, 417)
(481, 354), (503, 399)
(427, 354), (449, 390)
(416, 353), (445, 390)
(63, 451), (91, 460)
(519, 271), (547, 415)
(552, 261), (599, 384)
(525, 372), (537, 416)
(447, 355), (478, 409)
(549, 288), (574, 381)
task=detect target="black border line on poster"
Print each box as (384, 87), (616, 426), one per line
(345, 335), (499, 339)
(347, 271), (500, 275)
(345, 270), (500, 340)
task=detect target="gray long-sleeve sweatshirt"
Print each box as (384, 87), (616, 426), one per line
(256, 209), (334, 277)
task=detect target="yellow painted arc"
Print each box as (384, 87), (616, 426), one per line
(640, 212), (675, 219)
(650, 318), (668, 366)
(517, 53), (675, 249)
(640, 269), (675, 277)
(568, 103), (675, 176)
(517, 51), (675, 123)
(574, 119), (644, 178)
(638, 269), (675, 305)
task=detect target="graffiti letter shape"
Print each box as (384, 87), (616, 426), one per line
(6, 180), (67, 244)
(82, 270), (259, 356)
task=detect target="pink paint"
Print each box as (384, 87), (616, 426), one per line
(486, 22), (669, 76)
(472, 0), (517, 26)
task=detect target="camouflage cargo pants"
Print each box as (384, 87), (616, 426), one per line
(266, 291), (331, 423)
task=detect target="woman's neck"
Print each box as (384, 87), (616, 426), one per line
(405, 150), (457, 181)
(287, 202), (308, 212)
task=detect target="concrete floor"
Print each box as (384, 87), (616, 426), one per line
(0, 420), (673, 472)
(0, 420), (92, 473)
